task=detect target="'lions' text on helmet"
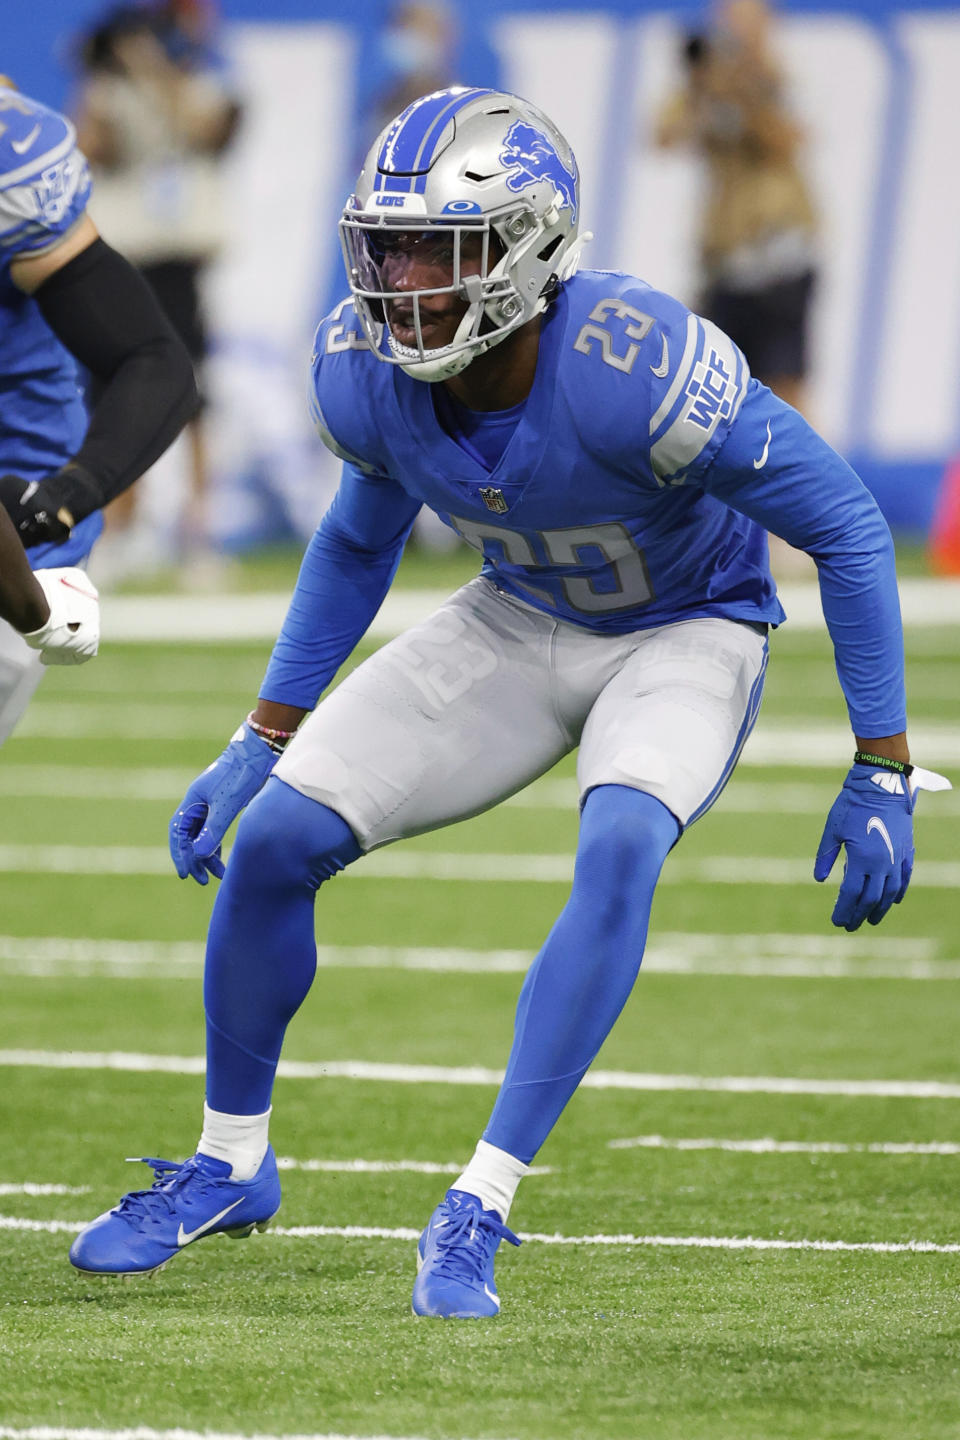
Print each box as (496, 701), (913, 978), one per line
(339, 87), (585, 382)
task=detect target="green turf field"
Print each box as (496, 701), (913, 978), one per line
(1, 548), (958, 1440)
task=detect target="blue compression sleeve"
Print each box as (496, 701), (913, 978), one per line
(703, 385), (906, 737)
(204, 779), (363, 1113)
(260, 464), (421, 710)
(484, 784), (680, 1163)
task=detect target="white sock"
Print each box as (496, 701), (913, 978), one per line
(452, 1139), (529, 1221)
(198, 1102), (271, 1181)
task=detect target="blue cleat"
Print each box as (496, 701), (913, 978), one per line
(69, 1148), (281, 1276)
(412, 1188), (521, 1318)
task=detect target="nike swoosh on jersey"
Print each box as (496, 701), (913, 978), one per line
(11, 123), (42, 156)
(650, 334), (669, 378)
(176, 1197), (245, 1246)
(753, 420), (772, 469)
(866, 815), (896, 864)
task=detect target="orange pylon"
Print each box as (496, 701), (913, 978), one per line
(930, 456), (960, 575)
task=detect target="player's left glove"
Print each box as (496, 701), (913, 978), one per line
(22, 567), (100, 666)
(169, 722), (280, 885)
(0, 465), (103, 546)
(814, 761), (951, 930)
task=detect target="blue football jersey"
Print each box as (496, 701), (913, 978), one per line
(0, 88), (102, 568)
(310, 271), (782, 635)
(272, 270), (904, 736)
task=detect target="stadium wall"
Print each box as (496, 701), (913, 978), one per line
(6, 0), (960, 539)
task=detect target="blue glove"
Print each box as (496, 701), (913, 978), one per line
(814, 762), (950, 930)
(169, 722), (280, 884)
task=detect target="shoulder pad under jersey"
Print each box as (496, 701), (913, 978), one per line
(0, 91), (91, 261)
(646, 302), (751, 486)
(309, 297), (388, 476)
(561, 270), (750, 486)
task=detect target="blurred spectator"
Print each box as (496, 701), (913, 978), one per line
(72, 0), (241, 585)
(368, 1), (456, 141)
(655, 0), (817, 417)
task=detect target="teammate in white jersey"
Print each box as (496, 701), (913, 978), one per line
(70, 88), (949, 1316)
(0, 81), (197, 739)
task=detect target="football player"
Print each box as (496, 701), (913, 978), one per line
(0, 79), (197, 740)
(70, 88), (949, 1313)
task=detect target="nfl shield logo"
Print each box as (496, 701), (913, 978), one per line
(479, 486), (508, 515)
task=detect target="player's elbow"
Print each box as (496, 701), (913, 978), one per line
(130, 331), (201, 424)
(805, 497), (895, 585)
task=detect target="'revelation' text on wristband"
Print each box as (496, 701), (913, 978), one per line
(853, 750), (913, 777)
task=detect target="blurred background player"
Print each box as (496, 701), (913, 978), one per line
(0, 76), (197, 743)
(72, 0), (241, 584)
(70, 88), (948, 1317)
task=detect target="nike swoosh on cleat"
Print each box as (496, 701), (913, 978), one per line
(12, 124), (41, 155)
(176, 1198), (245, 1246)
(866, 816), (896, 864)
(753, 420), (772, 469)
(650, 334), (669, 378)
(483, 1283), (500, 1309)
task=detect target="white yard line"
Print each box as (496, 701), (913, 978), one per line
(506, 777), (960, 814)
(2, 1049), (959, 1098)
(1, 768), (957, 817)
(81, 577), (960, 642)
(607, 1134), (960, 1155)
(9, 713), (960, 766)
(744, 724), (960, 765)
(2, 1214), (959, 1255)
(0, 845), (957, 888)
(0, 1430), (476, 1440)
(0, 767), (193, 800)
(0, 1184), (90, 1195)
(0, 932), (955, 981)
(274, 1157), (553, 1176)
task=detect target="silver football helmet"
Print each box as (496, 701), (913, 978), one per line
(339, 87), (585, 381)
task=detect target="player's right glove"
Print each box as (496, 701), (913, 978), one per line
(22, 567), (100, 666)
(169, 721), (280, 884)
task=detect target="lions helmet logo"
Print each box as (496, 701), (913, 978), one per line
(499, 120), (578, 221)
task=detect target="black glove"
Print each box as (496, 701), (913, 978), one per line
(0, 465), (104, 547)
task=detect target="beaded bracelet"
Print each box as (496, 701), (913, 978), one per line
(246, 711), (297, 753)
(853, 750), (913, 777)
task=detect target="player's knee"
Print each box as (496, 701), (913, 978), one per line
(232, 779), (361, 891)
(576, 784), (679, 898)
